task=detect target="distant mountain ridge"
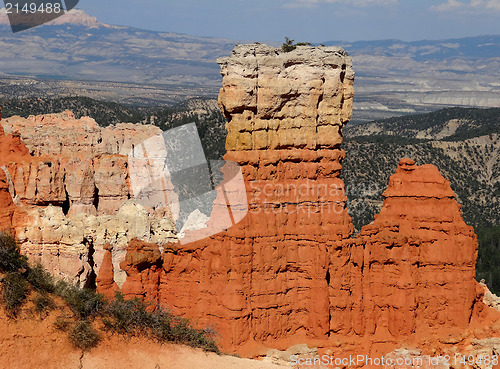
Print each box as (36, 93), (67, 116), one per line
(324, 35), (500, 61)
(345, 107), (500, 141)
(0, 9), (236, 86)
(0, 9), (499, 118)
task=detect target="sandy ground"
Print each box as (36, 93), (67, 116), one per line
(0, 304), (284, 369)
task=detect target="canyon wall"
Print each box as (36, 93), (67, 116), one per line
(1, 44), (499, 360)
(0, 111), (177, 287)
(328, 158), (492, 357)
(155, 44), (356, 354)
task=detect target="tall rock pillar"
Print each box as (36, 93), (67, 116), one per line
(173, 44), (355, 353)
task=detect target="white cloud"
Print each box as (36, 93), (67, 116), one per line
(431, 0), (500, 12)
(284, 0), (397, 9)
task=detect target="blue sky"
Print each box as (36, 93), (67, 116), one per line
(80, 0), (500, 42)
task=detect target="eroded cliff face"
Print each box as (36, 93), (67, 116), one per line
(352, 158), (478, 338)
(152, 44), (356, 354)
(0, 124), (30, 231)
(1, 44), (499, 361)
(0, 111), (177, 287)
(327, 158), (498, 358)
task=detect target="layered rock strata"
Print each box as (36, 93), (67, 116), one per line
(350, 159), (478, 338)
(150, 44), (356, 353)
(330, 159), (488, 356)
(1, 44), (499, 360)
(0, 111), (177, 286)
(0, 124), (30, 231)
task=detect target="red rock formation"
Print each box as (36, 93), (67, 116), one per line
(0, 169), (15, 231)
(148, 44), (356, 355)
(353, 158), (478, 337)
(325, 158), (493, 358)
(95, 243), (119, 298)
(119, 239), (163, 302)
(0, 124), (30, 233)
(0, 112), (177, 285)
(2, 44), (499, 362)
(2, 111), (162, 215)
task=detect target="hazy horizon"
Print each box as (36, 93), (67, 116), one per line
(75, 0), (500, 43)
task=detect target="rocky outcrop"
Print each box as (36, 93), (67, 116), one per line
(218, 44), (353, 151)
(146, 44), (356, 354)
(0, 169), (15, 229)
(329, 158), (492, 357)
(1, 44), (499, 361)
(0, 111), (177, 286)
(481, 281), (500, 312)
(342, 159), (479, 336)
(2, 111), (161, 214)
(0, 124), (30, 232)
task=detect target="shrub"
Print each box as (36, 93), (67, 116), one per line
(103, 292), (151, 334)
(1, 272), (29, 317)
(148, 311), (219, 353)
(55, 280), (105, 319)
(148, 309), (175, 342)
(102, 292), (220, 353)
(281, 38), (312, 53)
(281, 37), (296, 52)
(0, 233), (28, 273)
(68, 320), (100, 351)
(32, 292), (56, 318)
(171, 318), (219, 353)
(54, 316), (71, 331)
(27, 264), (55, 293)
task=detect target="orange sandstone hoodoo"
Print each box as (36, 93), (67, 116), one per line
(107, 44), (500, 357)
(0, 44), (498, 360)
(0, 123), (31, 232)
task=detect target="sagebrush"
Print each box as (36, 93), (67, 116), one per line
(0, 233), (219, 353)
